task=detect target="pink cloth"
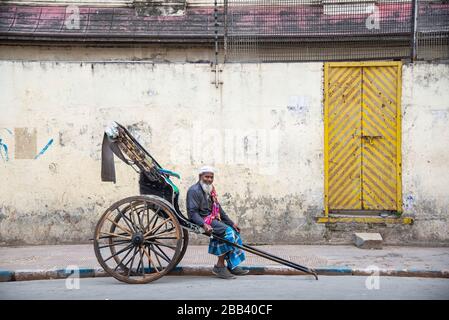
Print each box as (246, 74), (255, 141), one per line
(203, 186), (221, 225)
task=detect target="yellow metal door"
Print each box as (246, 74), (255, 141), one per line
(361, 65), (401, 210)
(324, 62), (402, 214)
(326, 66), (363, 210)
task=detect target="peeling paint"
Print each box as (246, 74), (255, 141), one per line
(48, 162), (58, 174)
(147, 89), (158, 96)
(431, 109), (449, 125)
(14, 128), (37, 159)
(287, 95), (311, 125)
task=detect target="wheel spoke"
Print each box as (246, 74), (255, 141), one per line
(116, 208), (136, 233)
(143, 206), (159, 233)
(103, 243), (134, 263)
(144, 218), (171, 238)
(143, 244), (162, 272)
(145, 204), (150, 231)
(153, 244), (173, 262)
(151, 245), (164, 271)
(131, 201), (146, 232)
(106, 217), (132, 235)
(150, 236), (178, 240)
(148, 243), (171, 263)
(152, 226), (175, 237)
(147, 231), (178, 240)
(137, 207), (146, 232)
(97, 232), (130, 240)
(98, 239), (130, 249)
(100, 232), (131, 240)
(150, 219), (173, 235)
(113, 245), (135, 271)
(136, 247), (145, 278)
(145, 239), (177, 250)
(129, 207), (138, 231)
(127, 247), (138, 277)
(151, 208), (160, 229)
(121, 246), (138, 271)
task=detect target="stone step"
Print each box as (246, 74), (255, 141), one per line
(353, 232), (383, 249)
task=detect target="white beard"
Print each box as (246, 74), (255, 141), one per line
(200, 181), (213, 195)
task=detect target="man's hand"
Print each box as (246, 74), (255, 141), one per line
(233, 224), (241, 233)
(203, 224), (213, 235)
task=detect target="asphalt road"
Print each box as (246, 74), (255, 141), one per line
(1, 275), (448, 300)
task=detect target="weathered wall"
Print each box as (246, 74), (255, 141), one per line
(401, 63), (449, 243)
(0, 59), (326, 245)
(0, 50), (448, 245)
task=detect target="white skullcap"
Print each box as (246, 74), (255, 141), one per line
(198, 165), (215, 175)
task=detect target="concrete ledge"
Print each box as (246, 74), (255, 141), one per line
(315, 266), (353, 275)
(1, 265), (448, 282)
(352, 268), (449, 278)
(316, 216), (414, 224)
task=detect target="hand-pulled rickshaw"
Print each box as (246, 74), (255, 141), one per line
(94, 121), (318, 284)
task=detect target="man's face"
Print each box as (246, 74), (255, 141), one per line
(200, 173), (214, 185)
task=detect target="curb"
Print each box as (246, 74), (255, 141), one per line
(1, 266), (448, 282)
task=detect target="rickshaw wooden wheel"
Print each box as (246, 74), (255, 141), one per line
(94, 195), (183, 284)
(175, 228), (189, 266)
(109, 206), (189, 272)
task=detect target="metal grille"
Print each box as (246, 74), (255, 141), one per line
(0, 1), (447, 62)
(224, 0), (449, 62)
(0, 2), (216, 41)
(416, 0), (449, 60)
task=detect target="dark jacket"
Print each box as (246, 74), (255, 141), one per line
(186, 181), (234, 227)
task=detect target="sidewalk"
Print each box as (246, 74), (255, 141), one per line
(1, 244), (448, 281)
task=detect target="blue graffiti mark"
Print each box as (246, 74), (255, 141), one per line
(1, 128), (13, 135)
(34, 138), (54, 160)
(404, 194), (415, 211)
(0, 138), (9, 161)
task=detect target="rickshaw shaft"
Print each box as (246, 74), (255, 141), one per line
(210, 234), (318, 280)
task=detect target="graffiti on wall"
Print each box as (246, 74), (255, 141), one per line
(0, 128), (53, 161)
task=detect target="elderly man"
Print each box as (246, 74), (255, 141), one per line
(186, 166), (249, 279)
